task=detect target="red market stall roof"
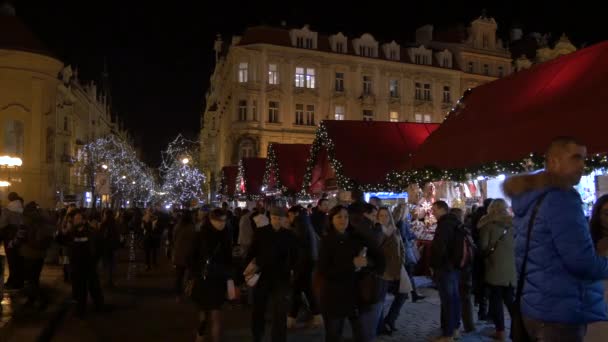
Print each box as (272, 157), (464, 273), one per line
(236, 158), (267, 198)
(264, 144), (311, 194)
(219, 166), (237, 197)
(304, 120), (439, 193)
(412, 41), (608, 171)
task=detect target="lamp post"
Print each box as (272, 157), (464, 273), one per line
(0, 156), (22, 193)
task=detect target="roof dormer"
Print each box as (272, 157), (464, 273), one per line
(435, 49), (453, 68)
(329, 32), (348, 53)
(353, 33), (379, 58)
(289, 25), (318, 49)
(382, 41), (400, 61)
(409, 45), (432, 66)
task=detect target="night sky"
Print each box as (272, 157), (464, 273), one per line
(12, 0), (607, 166)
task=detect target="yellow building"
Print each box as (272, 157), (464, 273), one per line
(199, 14), (513, 198)
(0, 9), (132, 208)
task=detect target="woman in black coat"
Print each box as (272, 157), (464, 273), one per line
(318, 205), (384, 342)
(189, 208), (234, 342)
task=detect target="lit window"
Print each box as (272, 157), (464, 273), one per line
(238, 62), (248, 83)
(389, 111), (399, 122)
(424, 114), (432, 123)
(268, 101), (279, 123)
(335, 72), (344, 92)
(238, 100), (247, 121)
(268, 64), (279, 85)
(389, 80), (399, 98)
(306, 68), (315, 88)
(363, 109), (374, 121)
(363, 76), (372, 95)
(335, 105), (345, 120)
(423, 84), (432, 101)
(295, 67), (305, 88)
(414, 113), (422, 123)
(4, 120), (24, 156)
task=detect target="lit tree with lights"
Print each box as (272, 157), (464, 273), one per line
(159, 135), (206, 207)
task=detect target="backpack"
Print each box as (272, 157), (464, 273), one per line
(452, 224), (476, 269)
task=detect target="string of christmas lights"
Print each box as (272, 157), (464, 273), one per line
(159, 134), (206, 206)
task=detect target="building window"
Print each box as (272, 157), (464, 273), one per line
(415, 82), (422, 100)
(306, 105), (315, 125)
(424, 55), (430, 65)
(363, 76), (372, 95)
(295, 67), (305, 88)
(483, 64), (489, 76)
(63, 116), (68, 131)
(238, 62), (248, 83)
(424, 114), (432, 123)
(389, 111), (399, 122)
(389, 50), (397, 60)
(483, 34), (489, 48)
(423, 83), (432, 101)
(305, 38), (313, 49)
(442, 56), (450, 68)
(498, 66), (504, 77)
(4, 120), (24, 156)
(238, 100), (247, 121)
(296, 37), (304, 48)
(363, 109), (374, 121)
(239, 139), (255, 159)
(414, 114), (423, 123)
(335, 105), (345, 120)
(443, 86), (451, 103)
(335, 72), (344, 92)
(306, 68), (315, 88)
(468, 61), (474, 73)
(336, 42), (344, 53)
(268, 101), (279, 123)
(252, 100), (257, 121)
(295, 104), (304, 125)
(389, 79), (399, 98)
(415, 54), (422, 64)
(268, 64), (279, 85)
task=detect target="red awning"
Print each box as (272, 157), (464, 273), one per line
(219, 166), (237, 197)
(267, 144), (311, 194)
(412, 41), (608, 170)
(309, 120), (439, 192)
(240, 158), (267, 196)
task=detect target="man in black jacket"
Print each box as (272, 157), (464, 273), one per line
(245, 207), (298, 342)
(430, 201), (462, 341)
(310, 198), (329, 237)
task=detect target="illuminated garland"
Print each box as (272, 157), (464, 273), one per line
(160, 135), (206, 206)
(261, 144), (288, 195)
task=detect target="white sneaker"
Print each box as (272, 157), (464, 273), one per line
(287, 316), (297, 329)
(311, 314), (323, 328)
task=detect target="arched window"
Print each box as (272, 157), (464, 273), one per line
(4, 120), (24, 155)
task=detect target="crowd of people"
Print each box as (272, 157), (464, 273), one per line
(1, 138), (608, 342)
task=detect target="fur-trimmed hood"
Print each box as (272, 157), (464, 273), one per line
(478, 213), (512, 229)
(502, 171), (572, 198)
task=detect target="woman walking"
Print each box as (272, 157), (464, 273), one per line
(586, 194), (608, 341)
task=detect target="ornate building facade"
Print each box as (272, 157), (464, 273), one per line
(0, 8), (132, 208)
(200, 15), (513, 195)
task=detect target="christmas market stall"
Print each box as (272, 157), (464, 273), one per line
(235, 157), (267, 207)
(261, 143), (311, 203)
(218, 165), (238, 202)
(301, 120), (439, 205)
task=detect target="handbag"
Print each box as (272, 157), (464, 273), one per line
(398, 265), (413, 294)
(482, 224), (511, 258)
(511, 192), (547, 342)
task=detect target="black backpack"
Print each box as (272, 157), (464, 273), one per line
(451, 224), (476, 269)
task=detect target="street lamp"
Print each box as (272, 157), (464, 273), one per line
(122, 175), (126, 179)
(0, 181), (10, 187)
(182, 158), (189, 165)
(101, 164), (108, 170)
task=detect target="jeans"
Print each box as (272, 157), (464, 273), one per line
(380, 280), (408, 328)
(252, 282), (290, 342)
(359, 279), (386, 342)
(323, 314), (364, 342)
(523, 317), (587, 342)
(488, 285), (514, 331)
(460, 267), (475, 332)
(437, 270), (461, 337)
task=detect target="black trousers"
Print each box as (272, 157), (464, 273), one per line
(323, 314), (364, 342)
(144, 246), (158, 268)
(23, 257), (45, 304)
(71, 264), (104, 315)
(175, 265), (186, 295)
(4, 243), (23, 287)
(252, 282), (289, 342)
(488, 285), (514, 332)
(289, 263), (319, 318)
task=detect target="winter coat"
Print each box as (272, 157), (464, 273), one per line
(378, 225), (405, 281)
(19, 209), (54, 259)
(478, 213), (516, 287)
(586, 243), (608, 341)
(246, 225), (298, 287)
(310, 208), (328, 237)
(0, 200), (23, 241)
(57, 223), (102, 269)
(397, 220), (419, 265)
(430, 213), (462, 272)
(172, 221), (196, 267)
(504, 171), (608, 324)
(189, 222), (233, 280)
(291, 212), (320, 268)
(318, 226), (383, 317)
